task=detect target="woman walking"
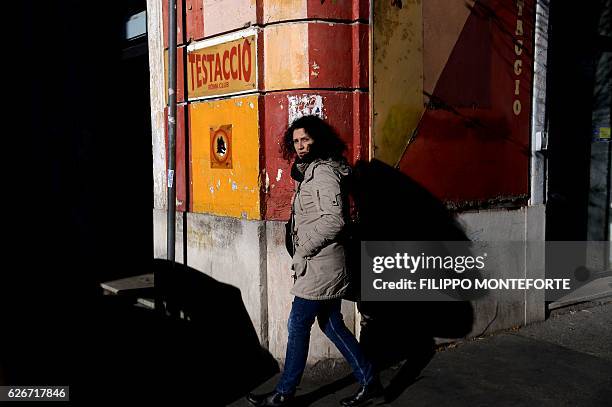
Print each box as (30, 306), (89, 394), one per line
(247, 116), (382, 407)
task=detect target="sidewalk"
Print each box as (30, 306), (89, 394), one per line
(231, 299), (612, 407)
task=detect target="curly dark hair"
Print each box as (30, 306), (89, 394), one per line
(280, 115), (347, 162)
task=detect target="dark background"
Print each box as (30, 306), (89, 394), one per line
(2, 0), (610, 402)
(3, 0), (155, 396)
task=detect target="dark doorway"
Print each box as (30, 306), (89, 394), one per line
(545, 0), (612, 278)
(118, 2), (154, 276)
(546, 0), (611, 244)
(3, 1), (155, 390)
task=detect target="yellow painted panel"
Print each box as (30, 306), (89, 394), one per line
(264, 0), (306, 23)
(373, 1), (424, 166)
(264, 24), (309, 91)
(190, 95), (261, 219)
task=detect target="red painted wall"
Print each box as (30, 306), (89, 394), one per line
(177, 46), (186, 103)
(399, 0), (533, 204)
(262, 91), (368, 220)
(185, 0), (205, 42)
(306, 0), (369, 21)
(307, 23), (369, 89)
(162, 0), (185, 48)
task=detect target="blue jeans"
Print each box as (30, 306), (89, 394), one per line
(275, 297), (375, 395)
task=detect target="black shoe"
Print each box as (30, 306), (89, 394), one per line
(246, 390), (294, 407)
(339, 379), (384, 407)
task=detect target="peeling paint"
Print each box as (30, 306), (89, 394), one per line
(249, 102), (255, 109)
(232, 182), (238, 191)
(265, 172), (270, 193)
(276, 169), (283, 182)
(311, 61), (320, 78)
(287, 94), (324, 125)
(209, 186), (215, 194)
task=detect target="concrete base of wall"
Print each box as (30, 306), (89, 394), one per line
(153, 209), (354, 364)
(456, 205), (546, 337)
(153, 205), (545, 364)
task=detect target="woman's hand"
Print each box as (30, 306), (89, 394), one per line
(291, 256), (307, 277)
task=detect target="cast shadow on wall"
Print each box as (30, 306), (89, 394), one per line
(297, 159), (475, 406)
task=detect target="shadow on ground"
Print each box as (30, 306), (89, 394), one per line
(153, 259), (279, 405)
(1, 260), (278, 405)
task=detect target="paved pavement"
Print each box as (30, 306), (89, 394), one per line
(550, 276), (612, 309)
(231, 299), (612, 407)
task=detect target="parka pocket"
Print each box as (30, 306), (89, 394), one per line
(317, 188), (342, 213)
(298, 188), (317, 213)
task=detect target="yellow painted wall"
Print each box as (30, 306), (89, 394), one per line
(264, 0), (306, 23)
(190, 95), (261, 219)
(264, 23), (309, 91)
(372, 0), (424, 166)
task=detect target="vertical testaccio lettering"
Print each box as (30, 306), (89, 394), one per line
(513, 0), (525, 116)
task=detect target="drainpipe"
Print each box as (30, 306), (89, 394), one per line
(167, 0), (177, 264)
(530, 0), (550, 207)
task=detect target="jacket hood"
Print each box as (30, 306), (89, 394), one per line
(291, 157), (351, 182)
(325, 157), (351, 176)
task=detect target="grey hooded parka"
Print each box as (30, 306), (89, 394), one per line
(289, 157), (351, 300)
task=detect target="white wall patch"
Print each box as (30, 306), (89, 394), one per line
(287, 94), (324, 125)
